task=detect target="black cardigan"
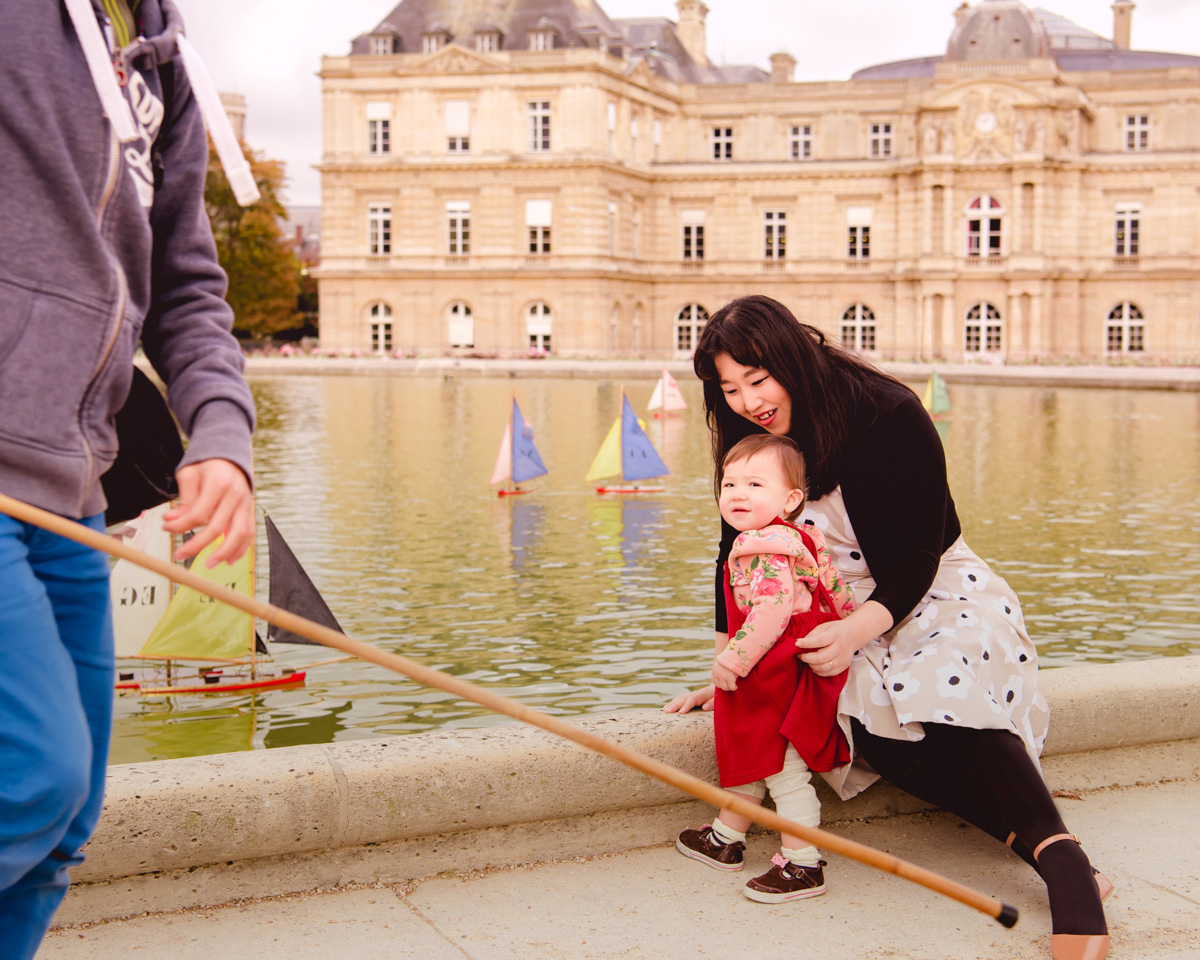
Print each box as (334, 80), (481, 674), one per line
(714, 381), (961, 633)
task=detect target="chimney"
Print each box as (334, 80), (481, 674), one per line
(953, 2), (971, 27)
(1112, 0), (1134, 50)
(769, 51), (795, 83)
(675, 0), (709, 68)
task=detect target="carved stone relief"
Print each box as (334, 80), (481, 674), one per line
(959, 87), (1016, 160)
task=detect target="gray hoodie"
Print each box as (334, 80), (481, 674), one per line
(0, 0), (255, 519)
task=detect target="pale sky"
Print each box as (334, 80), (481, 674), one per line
(180, 0), (1200, 206)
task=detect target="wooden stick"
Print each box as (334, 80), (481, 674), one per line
(0, 493), (1017, 928)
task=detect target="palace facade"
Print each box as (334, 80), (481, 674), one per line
(316, 0), (1200, 361)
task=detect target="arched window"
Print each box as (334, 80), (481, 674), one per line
(1106, 302), (1144, 353)
(447, 301), (473, 349)
(840, 304), (876, 352)
(964, 302), (1003, 354)
(674, 304), (709, 357)
(368, 302), (392, 354)
(966, 195), (1003, 258)
(526, 301), (552, 354)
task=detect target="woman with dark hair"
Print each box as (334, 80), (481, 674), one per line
(664, 295), (1109, 960)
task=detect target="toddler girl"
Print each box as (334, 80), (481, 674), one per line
(675, 434), (856, 902)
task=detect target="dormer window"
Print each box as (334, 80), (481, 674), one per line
(529, 29), (556, 51)
(368, 34), (394, 56)
(476, 30), (502, 53)
(422, 26), (451, 54)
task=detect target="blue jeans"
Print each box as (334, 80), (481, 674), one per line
(0, 513), (112, 960)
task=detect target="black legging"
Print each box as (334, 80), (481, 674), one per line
(851, 719), (1106, 936)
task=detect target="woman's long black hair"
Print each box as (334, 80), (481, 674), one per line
(693, 295), (910, 501)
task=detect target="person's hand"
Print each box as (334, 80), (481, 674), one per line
(796, 599), (893, 677)
(163, 458), (254, 568)
(663, 684), (716, 714)
(795, 620), (861, 678)
(711, 659), (739, 692)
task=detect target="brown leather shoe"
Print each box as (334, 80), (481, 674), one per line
(675, 824), (745, 871)
(743, 854), (827, 903)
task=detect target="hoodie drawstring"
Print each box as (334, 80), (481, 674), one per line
(66, 0), (260, 206)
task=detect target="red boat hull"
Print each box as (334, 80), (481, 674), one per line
(134, 672), (307, 696)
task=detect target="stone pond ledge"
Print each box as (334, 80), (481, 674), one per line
(55, 656), (1200, 926)
(237, 355), (1200, 391)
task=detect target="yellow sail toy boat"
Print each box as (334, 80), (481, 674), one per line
(586, 391), (670, 494)
(111, 507), (345, 695)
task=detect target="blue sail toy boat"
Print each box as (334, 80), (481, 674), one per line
(491, 396), (548, 497)
(586, 391), (670, 494)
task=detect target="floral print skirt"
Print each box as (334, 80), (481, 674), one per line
(799, 488), (1050, 801)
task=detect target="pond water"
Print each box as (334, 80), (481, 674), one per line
(108, 375), (1200, 764)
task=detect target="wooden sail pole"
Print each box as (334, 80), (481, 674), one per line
(0, 493), (1017, 928)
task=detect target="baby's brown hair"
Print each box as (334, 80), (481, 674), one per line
(718, 434), (809, 521)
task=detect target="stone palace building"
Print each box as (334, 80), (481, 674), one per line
(315, 0), (1200, 361)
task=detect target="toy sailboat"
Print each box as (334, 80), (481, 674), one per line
(646, 367), (687, 417)
(586, 391), (670, 494)
(920, 368), (952, 420)
(490, 397), (548, 496)
(111, 507), (345, 695)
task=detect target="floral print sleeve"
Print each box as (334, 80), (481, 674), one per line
(718, 525), (858, 678)
(805, 525), (858, 619)
(717, 532), (796, 678)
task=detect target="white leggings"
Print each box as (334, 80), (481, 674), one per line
(727, 745), (821, 865)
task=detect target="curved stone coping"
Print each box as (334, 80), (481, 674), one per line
(80, 656), (1200, 885)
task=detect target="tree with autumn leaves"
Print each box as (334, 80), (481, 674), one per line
(204, 142), (303, 339)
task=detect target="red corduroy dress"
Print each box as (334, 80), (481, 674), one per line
(714, 523), (852, 787)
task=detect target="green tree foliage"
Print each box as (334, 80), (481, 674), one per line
(204, 142), (301, 338)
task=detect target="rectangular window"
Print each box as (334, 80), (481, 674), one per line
(369, 35), (392, 56)
(529, 30), (553, 51)
(366, 101), (391, 156)
(445, 99), (471, 154)
(371, 322), (393, 354)
(1124, 114), (1150, 151)
(763, 210), (786, 260)
(848, 226), (870, 259)
(422, 34), (442, 54)
(525, 199), (551, 254)
(1114, 204), (1141, 256)
(446, 201), (470, 255)
(790, 124), (812, 160)
(476, 32), (498, 53)
(967, 218), (1003, 257)
(528, 101), (551, 152)
(847, 207), (872, 260)
(367, 120), (390, 155)
(367, 205), (391, 255)
(712, 127), (733, 161)
(682, 210), (705, 260)
(869, 122), (893, 159)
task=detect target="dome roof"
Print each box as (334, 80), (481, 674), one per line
(947, 0), (1047, 61)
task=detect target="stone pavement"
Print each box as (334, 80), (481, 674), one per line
(38, 775), (1200, 960)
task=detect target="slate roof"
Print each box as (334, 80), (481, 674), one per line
(350, 1), (769, 83)
(351, 0), (624, 56)
(852, 2), (1200, 80)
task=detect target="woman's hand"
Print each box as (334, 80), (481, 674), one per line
(795, 600), (893, 678)
(711, 659), (739, 692)
(663, 684), (716, 714)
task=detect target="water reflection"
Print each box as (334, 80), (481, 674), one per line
(108, 376), (1200, 763)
